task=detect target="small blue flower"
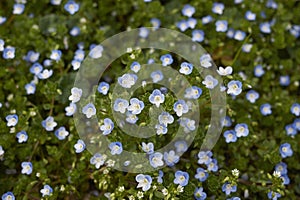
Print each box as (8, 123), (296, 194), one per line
(184, 86), (202, 99)
(280, 174), (290, 185)
(224, 130), (237, 143)
(109, 142), (123, 155)
(293, 118), (300, 131)
(74, 139), (85, 153)
(182, 4), (195, 17)
(160, 54), (173, 66)
(42, 116), (57, 131)
(157, 170), (164, 183)
(128, 98), (145, 115)
(163, 150), (179, 167)
(233, 30), (246, 41)
(266, 0), (278, 9)
(150, 18), (161, 30)
(139, 27), (149, 38)
(30, 62), (43, 75)
(130, 61), (141, 73)
(174, 171), (189, 187)
(82, 103), (97, 118)
(202, 15), (213, 24)
(279, 143), (293, 158)
(126, 111), (139, 124)
(242, 43), (253, 53)
(207, 158), (218, 172)
(70, 26), (80, 36)
(279, 75), (290, 86)
(71, 59), (81, 70)
(21, 161), (33, 175)
(97, 82), (110, 95)
(65, 102), (77, 116)
(217, 66), (233, 76)
(260, 103), (272, 116)
(118, 73), (138, 88)
(268, 191), (281, 200)
(64, 0), (79, 15)
(222, 182), (237, 196)
(174, 100), (189, 117)
(3, 46), (15, 59)
(227, 80), (243, 96)
(151, 70), (164, 83)
(149, 152), (164, 168)
(187, 18), (197, 29)
(194, 187), (207, 200)
(136, 174), (152, 191)
(275, 162), (288, 175)
(40, 185), (53, 197)
(212, 2), (224, 15)
(254, 65), (265, 77)
(0, 39), (4, 51)
(54, 126), (69, 140)
(290, 103), (300, 116)
(260, 22), (271, 34)
(155, 124), (168, 135)
(13, 4), (25, 15)
(43, 59), (52, 67)
(200, 54), (212, 68)
(176, 20), (189, 32)
(90, 153), (106, 169)
(0, 16), (6, 25)
(25, 50), (40, 63)
(114, 98), (129, 113)
(202, 75), (218, 89)
(149, 89), (165, 107)
(198, 151), (213, 165)
(235, 123), (249, 137)
(222, 116), (232, 127)
(142, 142), (154, 154)
(74, 49), (85, 61)
(89, 45), (103, 59)
(51, 0), (62, 5)
(37, 69), (53, 79)
(285, 124), (297, 137)
(246, 90), (259, 103)
(2, 192), (15, 200)
(50, 50), (62, 61)
(158, 112), (174, 126)
(100, 118), (114, 135)
(16, 131), (28, 143)
(6, 114), (18, 127)
(179, 117), (196, 133)
(179, 62), (193, 75)
(245, 11), (256, 21)
(215, 20), (228, 32)
(0, 145), (4, 156)
(195, 168), (209, 182)
(192, 30), (205, 42)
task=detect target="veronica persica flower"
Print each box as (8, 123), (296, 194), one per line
(174, 171), (189, 187)
(149, 152), (164, 168)
(285, 124), (297, 136)
(64, 0), (79, 15)
(163, 150), (179, 167)
(160, 54), (173, 66)
(42, 116), (57, 131)
(174, 140), (188, 153)
(235, 123), (249, 137)
(187, 18), (197, 29)
(37, 69), (53, 79)
(126, 111), (139, 124)
(0, 39), (4, 51)
(25, 50), (40, 63)
(71, 59), (81, 70)
(260, 22), (271, 34)
(50, 49), (62, 61)
(97, 82), (109, 95)
(128, 98), (145, 115)
(245, 11), (256, 21)
(194, 187), (207, 200)
(179, 117), (196, 133)
(184, 86), (202, 99)
(215, 20), (228, 32)
(155, 124), (168, 135)
(222, 182), (237, 195)
(149, 89), (165, 107)
(109, 142), (123, 155)
(74, 139), (85, 153)
(212, 2), (224, 15)
(13, 4), (25, 15)
(202, 15), (213, 24)
(242, 43), (253, 53)
(113, 98), (129, 113)
(100, 118), (114, 135)
(142, 142), (154, 154)
(173, 100), (189, 117)
(130, 61), (141, 73)
(54, 126), (69, 140)
(25, 83), (36, 95)
(192, 30), (205, 42)
(268, 191), (281, 200)
(182, 4), (195, 17)
(198, 151), (213, 165)
(246, 90), (259, 103)
(202, 75), (218, 89)
(176, 20), (189, 32)
(139, 27), (149, 38)
(118, 73), (137, 88)
(275, 162), (287, 175)
(65, 102), (77, 116)
(200, 54), (212, 68)
(0, 145), (4, 156)
(207, 158), (218, 172)
(195, 168), (209, 182)
(291, 103), (300, 116)
(234, 30), (246, 41)
(150, 18), (161, 30)
(293, 118), (300, 131)
(279, 75), (290, 86)
(70, 26), (80, 36)
(158, 112), (174, 126)
(260, 103), (272, 116)
(89, 45), (103, 58)
(179, 62), (193, 75)
(254, 65), (265, 77)
(40, 185), (53, 197)
(151, 70), (164, 83)
(3, 46), (15, 59)
(90, 153), (106, 169)
(51, 0), (62, 5)
(21, 162), (33, 175)
(1, 192), (15, 200)
(16, 131), (28, 143)
(224, 130), (237, 143)
(136, 174), (152, 191)
(217, 66), (233, 76)
(82, 103), (96, 118)
(279, 143), (293, 158)
(6, 114), (18, 127)
(227, 80), (242, 96)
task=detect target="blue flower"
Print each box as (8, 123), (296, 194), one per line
(197, 151), (213, 165)
(195, 168), (209, 182)
(0, 145), (4, 156)
(118, 73), (138, 88)
(90, 153), (106, 169)
(25, 82), (36, 95)
(242, 43), (253, 53)
(285, 124), (297, 137)
(97, 82), (110, 95)
(71, 59), (81, 70)
(290, 103), (300, 116)
(6, 114), (18, 127)
(41, 116), (57, 131)
(222, 116), (232, 127)
(224, 130), (237, 143)
(202, 75), (218, 89)
(207, 158), (218, 172)
(280, 174), (290, 185)
(25, 50), (40, 63)
(157, 170), (164, 183)
(163, 150), (179, 167)
(64, 0), (79, 15)
(176, 20), (189, 32)
(194, 187), (207, 200)
(2, 192), (15, 200)
(266, 0), (278, 9)
(43, 59), (52, 67)
(139, 27), (149, 38)
(74, 139), (85, 153)
(50, 49), (62, 61)
(158, 112), (174, 126)
(37, 69), (53, 79)
(187, 18), (197, 29)
(254, 65), (265, 77)
(151, 70), (164, 83)
(40, 185), (53, 197)
(65, 102), (77, 116)
(155, 124), (168, 135)
(128, 98), (145, 115)
(212, 2), (224, 15)
(245, 11), (256, 21)
(150, 18), (161, 30)
(279, 143), (293, 158)
(222, 182), (237, 196)
(126, 111), (139, 124)
(179, 117), (196, 133)
(100, 118), (114, 135)
(149, 89), (165, 107)
(246, 90), (259, 103)
(182, 4), (195, 17)
(142, 142), (154, 154)
(233, 30), (246, 41)
(160, 54), (173, 66)
(202, 15), (213, 24)
(149, 152), (164, 168)
(13, 4), (25, 15)
(109, 142), (123, 155)
(174, 140), (188, 153)
(16, 131), (28, 143)
(293, 118), (300, 131)
(51, 0), (62, 5)
(74, 49), (85, 61)
(174, 171), (189, 187)
(0, 39), (4, 51)
(82, 103), (96, 118)
(217, 66), (233, 76)
(215, 20), (228, 32)
(136, 174), (152, 191)
(130, 61), (141, 73)
(275, 162), (287, 175)
(70, 26), (80, 36)
(184, 86), (202, 99)
(54, 126), (69, 140)
(235, 123), (249, 137)
(260, 103), (272, 116)
(179, 62), (193, 75)
(227, 80), (242, 96)
(260, 22), (271, 34)
(114, 98), (129, 113)
(21, 161), (33, 175)
(30, 62), (43, 75)
(192, 30), (205, 42)
(268, 191), (281, 200)
(200, 54), (212, 68)
(174, 100), (189, 117)
(0, 16), (6, 25)
(279, 75), (290, 86)
(3, 46), (15, 59)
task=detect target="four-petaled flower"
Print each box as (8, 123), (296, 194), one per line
(21, 161), (33, 175)
(100, 118), (114, 135)
(42, 116), (57, 131)
(40, 185), (53, 197)
(74, 139), (86, 153)
(109, 142), (123, 155)
(136, 174), (152, 191)
(174, 170), (189, 187)
(82, 103), (96, 118)
(149, 89), (165, 107)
